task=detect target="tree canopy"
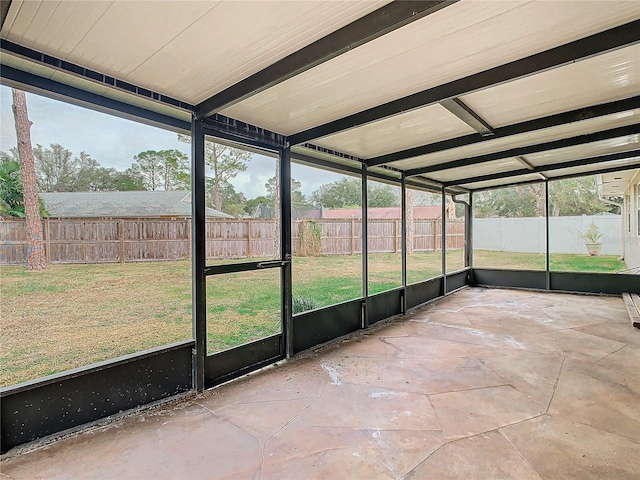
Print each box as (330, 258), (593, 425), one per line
(130, 149), (189, 191)
(474, 177), (615, 218)
(177, 134), (251, 211)
(310, 178), (400, 208)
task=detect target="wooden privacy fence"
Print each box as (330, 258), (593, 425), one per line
(0, 218), (464, 265)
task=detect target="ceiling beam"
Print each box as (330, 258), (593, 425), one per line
(470, 162), (640, 193)
(515, 156), (535, 171)
(195, 0), (458, 119)
(289, 20), (640, 145)
(443, 150), (640, 186)
(515, 156), (547, 180)
(0, 65), (191, 133)
(404, 123), (640, 177)
(439, 98), (493, 136)
(1, 40), (193, 112)
(366, 96), (640, 166)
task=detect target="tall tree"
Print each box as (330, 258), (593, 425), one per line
(474, 177), (611, 218)
(33, 145), (119, 192)
(310, 178), (400, 208)
(33, 143), (75, 191)
(178, 135), (251, 210)
(406, 188), (415, 254)
(368, 182), (400, 208)
(311, 178), (362, 208)
(265, 176), (309, 207)
(114, 168), (146, 191)
(273, 157), (281, 258)
(205, 178), (246, 215)
(130, 149), (189, 191)
(548, 177), (610, 216)
(11, 89), (47, 270)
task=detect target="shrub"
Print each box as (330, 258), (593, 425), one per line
(292, 294), (321, 314)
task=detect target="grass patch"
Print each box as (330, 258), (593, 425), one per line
(473, 249), (626, 272)
(1, 250), (629, 387)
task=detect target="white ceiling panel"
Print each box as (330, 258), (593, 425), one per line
(600, 169), (639, 195)
(2, 52), (191, 125)
(544, 158), (640, 179)
(388, 109), (640, 171)
(223, 0), (639, 135)
(428, 157), (524, 183)
(459, 173), (542, 191)
(524, 134), (640, 167)
(313, 104), (475, 158)
(1, 0), (390, 104)
(462, 45), (640, 127)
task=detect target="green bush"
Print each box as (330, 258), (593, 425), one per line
(292, 294), (321, 314)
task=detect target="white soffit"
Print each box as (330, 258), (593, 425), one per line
(1, 0), (390, 104)
(428, 157), (523, 183)
(461, 45), (640, 127)
(389, 109), (640, 171)
(543, 158), (640, 179)
(459, 173), (541, 191)
(600, 169), (639, 195)
(313, 104), (476, 158)
(524, 134), (640, 167)
(223, 0), (639, 135)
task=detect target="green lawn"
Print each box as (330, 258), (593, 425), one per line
(0, 250), (628, 387)
(473, 249), (627, 272)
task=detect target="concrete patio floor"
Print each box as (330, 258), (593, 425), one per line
(1, 287), (639, 479)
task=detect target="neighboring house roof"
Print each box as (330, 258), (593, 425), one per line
(40, 191), (232, 218)
(318, 206), (449, 219)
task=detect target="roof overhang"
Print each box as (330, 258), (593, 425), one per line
(2, 0), (639, 191)
(599, 169), (640, 197)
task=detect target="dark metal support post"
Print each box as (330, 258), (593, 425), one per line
(451, 195), (471, 269)
(401, 175), (407, 314)
(545, 180), (551, 290)
(280, 146), (293, 358)
(468, 193), (473, 269)
(191, 116), (206, 392)
(441, 186), (447, 294)
(362, 164), (369, 328)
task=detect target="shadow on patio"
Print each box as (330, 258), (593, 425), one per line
(1, 287), (638, 479)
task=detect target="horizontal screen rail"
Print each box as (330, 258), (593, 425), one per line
(204, 260), (290, 275)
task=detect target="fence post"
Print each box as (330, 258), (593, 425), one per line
(247, 219), (253, 258)
(187, 218), (192, 259)
(351, 218), (356, 255)
(119, 219), (125, 263)
(44, 218), (51, 264)
(394, 219), (399, 253)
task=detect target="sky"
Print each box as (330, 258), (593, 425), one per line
(0, 85), (344, 199)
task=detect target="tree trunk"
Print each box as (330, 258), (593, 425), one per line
(406, 188), (414, 254)
(448, 197), (456, 219)
(213, 158), (222, 211)
(273, 157), (281, 259)
(12, 89), (47, 270)
(529, 184), (545, 216)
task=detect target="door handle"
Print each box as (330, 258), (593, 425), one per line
(257, 260), (289, 269)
